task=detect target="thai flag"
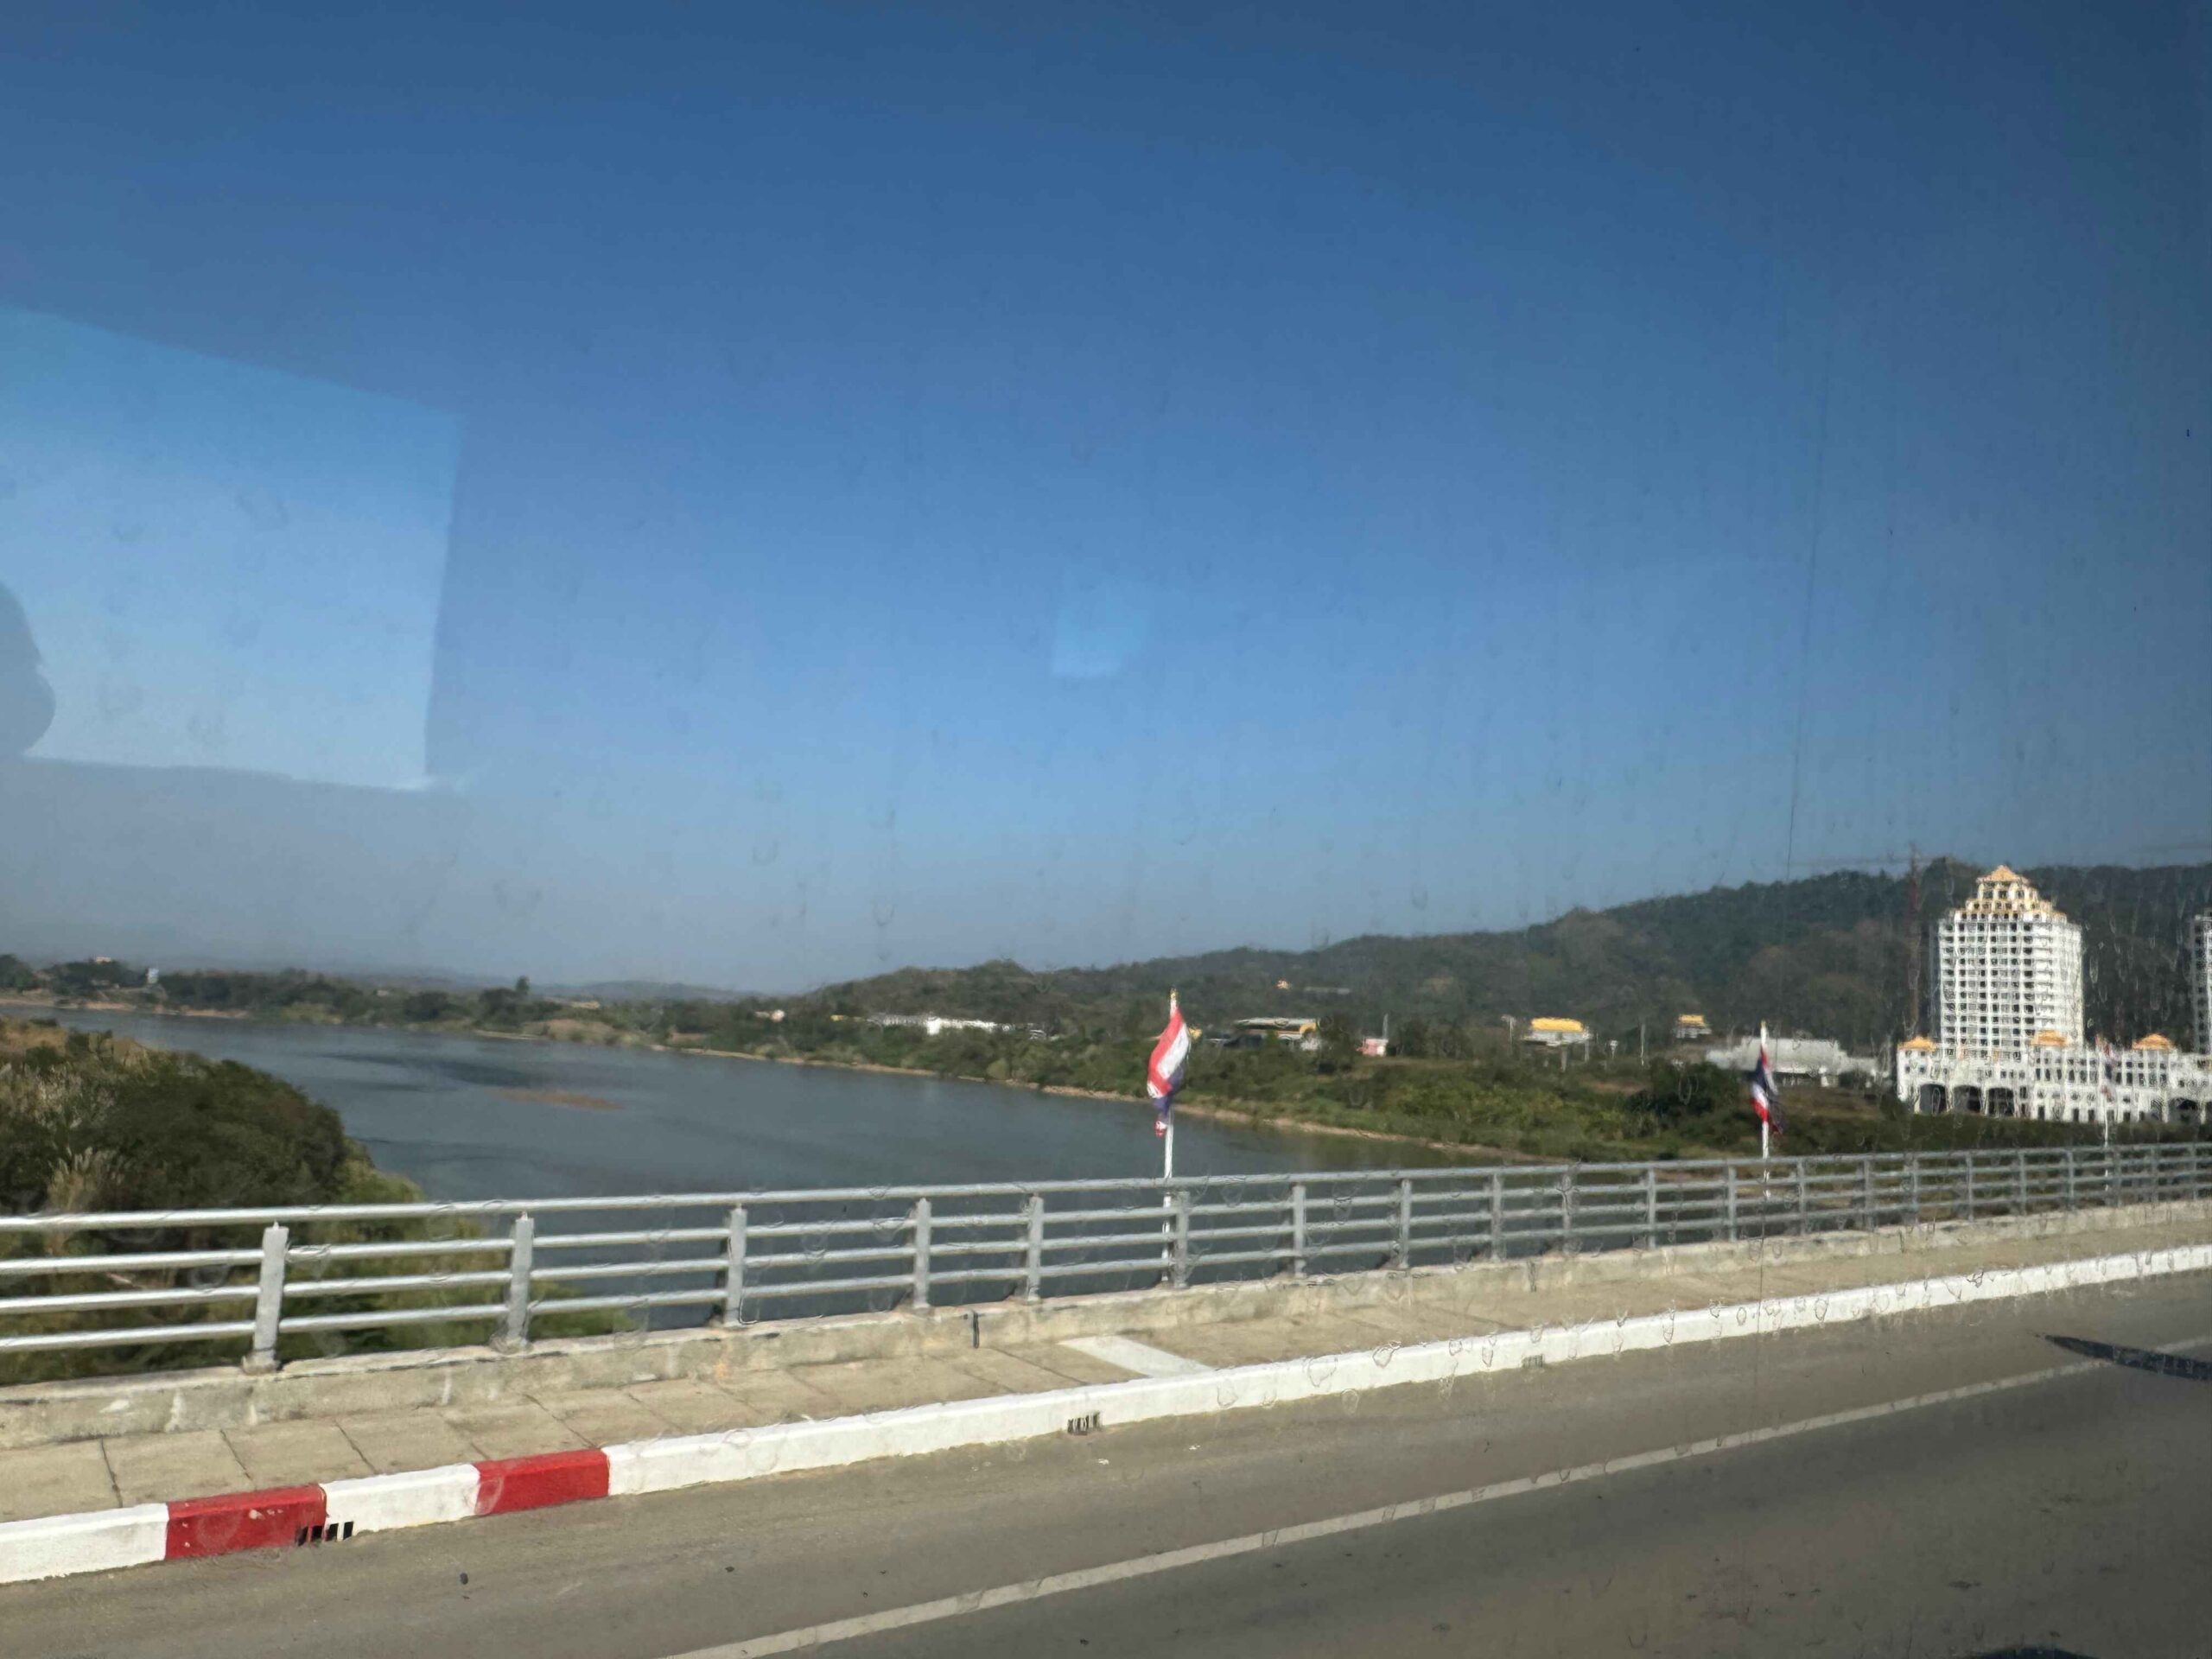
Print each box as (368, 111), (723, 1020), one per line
(1147, 992), (1191, 1137)
(1747, 1039), (1783, 1134)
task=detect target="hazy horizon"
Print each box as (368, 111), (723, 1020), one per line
(8, 850), (2198, 1000)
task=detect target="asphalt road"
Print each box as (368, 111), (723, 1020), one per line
(8, 1274), (2211, 1659)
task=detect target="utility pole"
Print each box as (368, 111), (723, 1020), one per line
(1639, 1022), (1646, 1065)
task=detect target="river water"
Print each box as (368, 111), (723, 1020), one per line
(23, 1007), (1450, 1201)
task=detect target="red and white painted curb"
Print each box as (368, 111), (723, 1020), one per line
(5, 1239), (2208, 1587)
(0, 1448), (615, 1586)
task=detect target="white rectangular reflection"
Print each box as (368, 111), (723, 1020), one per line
(0, 308), (458, 790)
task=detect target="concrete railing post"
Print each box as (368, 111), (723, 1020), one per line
(720, 1204), (747, 1325)
(1289, 1182), (1307, 1278)
(1963, 1156), (1976, 1221)
(1488, 1171), (1505, 1259)
(1908, 1155), (1922, 1225)
(1393, 1178), (1414, 1269)
(911, 1197), (931, 1313)
(245, 1222), (288, 1375)
(1022, 1193), (1044, 1301)
(495, 1213), (535, 1354)
(1794, 1160), (1809, 1235)
(2014, 1149), (2027, 1215)
(2107, 1146), (2119, 1208)
(1560, 1169), (1577, 1255)
(1724, 1165), (1738, 1243)
(1171, 1190), (1192, 1288)
(1643, 1166), (1659, 1249)
(1861, 1160), (1877, 1230)
(2063, 1148), (2077, 1212)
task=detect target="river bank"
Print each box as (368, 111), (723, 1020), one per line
(5, 1007), (1461, 1204)
(5, 996), (1501, 1162)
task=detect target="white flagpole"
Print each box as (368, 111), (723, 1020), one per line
(1758, 1021), (1771, 1162)
(1160, 993), (1179, 1276)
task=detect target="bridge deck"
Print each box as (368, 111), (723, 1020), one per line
(3, 1208), (2209, 1526)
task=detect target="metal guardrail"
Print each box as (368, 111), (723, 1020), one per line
(1, 1143), (2205, 1372)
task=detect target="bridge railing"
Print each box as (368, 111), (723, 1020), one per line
(1, 1142), (2204, 1374)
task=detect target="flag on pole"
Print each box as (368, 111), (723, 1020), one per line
(1747, 1037), (1783, 1135)
(1147, 991), (1191, 1138)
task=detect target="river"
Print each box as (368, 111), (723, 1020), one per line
(21, 1008), (1452, 1201)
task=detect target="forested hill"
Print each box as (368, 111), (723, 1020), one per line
(812, 861), (2212, 1049)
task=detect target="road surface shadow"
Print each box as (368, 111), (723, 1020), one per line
(2044, 1333), (2212, 1384)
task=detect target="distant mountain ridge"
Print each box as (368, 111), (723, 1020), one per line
(809, 861), (2212, 1050)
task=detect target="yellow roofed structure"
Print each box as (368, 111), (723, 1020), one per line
(2133, 1033), (2176, 1052)
(1899, 1035), (1937, 1051)
(1529, 1017), (1586, 1034)
(2032, 1029), (2069, 1047)
(1961, 863), (2065, 920)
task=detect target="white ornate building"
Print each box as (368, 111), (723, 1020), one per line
(2195, 913), (2212, 1057)
(1929, 866), (2082, 1051)
(1897, 868), (2212, 1126)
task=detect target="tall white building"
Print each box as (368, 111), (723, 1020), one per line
(1929, 866), (2083, 1052)
(2194, 913), (2212, 1058)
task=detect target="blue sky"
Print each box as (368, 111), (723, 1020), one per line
(0, 2), (2207, 986)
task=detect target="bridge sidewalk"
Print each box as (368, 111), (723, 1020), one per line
(3, 1211), (2209, 1529)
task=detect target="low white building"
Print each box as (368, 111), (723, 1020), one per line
(868, 1014), (1004, 1037)
(1705, 1036), (1877, 1086)
(1897, 1031), (2212, 1126)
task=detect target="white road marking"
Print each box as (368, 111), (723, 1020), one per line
(671, 1330), (2212, 1659)
(1059, 1333), (1212, 1377)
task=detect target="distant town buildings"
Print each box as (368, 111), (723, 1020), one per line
(1897, 866), (2212, 1125)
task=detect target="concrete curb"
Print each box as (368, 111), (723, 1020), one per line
(5, 1239), (2206, 1586)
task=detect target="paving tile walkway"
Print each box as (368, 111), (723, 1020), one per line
(2, 1214), (2205, 1525)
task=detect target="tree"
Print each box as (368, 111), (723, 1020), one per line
(1316, 1013), (1361, 1072)
(515, 976), (531, 997)
(402, 990), (457, 1023)
(0, 954), (35, 992)
(1393, 1017), (1472, 1061)
(1626, 1061), (1738, 1128)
